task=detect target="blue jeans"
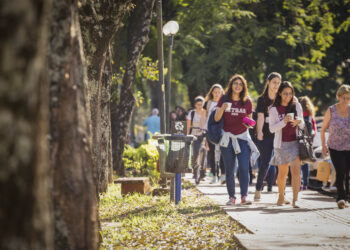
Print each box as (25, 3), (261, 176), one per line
(255, 137), (274, 191)
(301, 163), (309, 187)
(221, 139), (251, 198)
(267, 165), (277, 189)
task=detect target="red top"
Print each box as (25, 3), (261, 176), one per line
(217, 96), (252, 135)
(276, 105), (297, 142)
(303, 111), (317, 137)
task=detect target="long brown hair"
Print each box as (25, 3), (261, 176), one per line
(205, 83), (224, 101)
(224, 74), (248, 105)
(299, 96), (315, 117)
(259, 72), (282, 114)
(273, 81), (296, 113)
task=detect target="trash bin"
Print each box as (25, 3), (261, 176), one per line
(153, 134), (196, 205)
(153, 134), (196, 174)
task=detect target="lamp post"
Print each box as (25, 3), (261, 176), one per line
(163, 21), (179, 133)
(156, 0), (166, 134)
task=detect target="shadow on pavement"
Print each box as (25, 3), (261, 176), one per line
(224, 205), (338, 214)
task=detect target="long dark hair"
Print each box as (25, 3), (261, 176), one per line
(259, 72), (281, 113)
(273, 81), (296, 113)
(224, 74), (248, 105)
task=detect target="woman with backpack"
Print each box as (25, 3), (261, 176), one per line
(269, 81), (304, 208)
(254, 72), (282, 201)
(203, 83), (226, 184)
(298, 96), (317, 191)
(215, 74), (259, 205)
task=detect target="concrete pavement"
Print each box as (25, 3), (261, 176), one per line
(185, 174), (350, 249)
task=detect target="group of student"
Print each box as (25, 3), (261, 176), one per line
(186, 72), (350, 209)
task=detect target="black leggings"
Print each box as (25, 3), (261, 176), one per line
(208, 141), (225, 176)
(329, 148), (350, 202)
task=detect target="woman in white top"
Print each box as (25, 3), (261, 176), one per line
(269, 81), (304, 208)
(187, 96), (206, 179)
(203, 84), (225, 184)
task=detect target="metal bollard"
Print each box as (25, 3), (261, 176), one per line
(175, 173), (181, 205)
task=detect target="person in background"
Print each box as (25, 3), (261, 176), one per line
(187, 96), (207, 179)
(142, 108), (160, 141)
(203, 83), (226, 184)
(254, 72), (282, 201)
(215, 74), (259, 205)
(321, 84), (350, 209)
(169, 111), (178, 130)
(299, 96), (317, 191)
(175, 106), (187, 121)
(269, 81), (304, 208)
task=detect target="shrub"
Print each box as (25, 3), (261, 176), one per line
(123, 140), (160, 184)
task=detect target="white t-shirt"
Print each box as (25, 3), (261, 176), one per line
(186, 110), (205, 135)
(208, 101), (218, 115)
(205, 100), (218, 129)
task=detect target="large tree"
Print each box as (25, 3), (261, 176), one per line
(49, 0), (98, 249)
(112, 0), (155, 176)
(0, 0), (53, 249)
(79, 0), (132, 192)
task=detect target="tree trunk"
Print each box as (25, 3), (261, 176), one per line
(112, 0), (155, 176)
(80, 0), (131, 193)
(49, 1), (98, 249)
(0, 1), (52, 250)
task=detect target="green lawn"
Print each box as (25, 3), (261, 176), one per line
(99, 183), (247, 249)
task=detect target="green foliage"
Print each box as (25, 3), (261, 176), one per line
(99, 183), (247, 249)
(122, 141), (160, 184)
(117, 0), (350, 112)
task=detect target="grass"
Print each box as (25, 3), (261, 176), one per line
(99, 183), (247, 249)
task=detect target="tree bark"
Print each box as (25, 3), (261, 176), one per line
(49, 1), (98, 249)
(80, 0), (131, 193)
(0, 1), (52, 250)
(112, 0), (155, 176)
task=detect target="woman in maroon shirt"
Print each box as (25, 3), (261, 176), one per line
(269, 81), (304, 208)
(215, 74), (254, 205)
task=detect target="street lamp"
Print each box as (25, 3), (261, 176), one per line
(163, 21), (179, 133)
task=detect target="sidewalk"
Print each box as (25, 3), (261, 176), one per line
(186, 174), (350, 249)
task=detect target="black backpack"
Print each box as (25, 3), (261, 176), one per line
(207, 95), (227, 144)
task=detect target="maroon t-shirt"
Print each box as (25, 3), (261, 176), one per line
(217, 96), (252, 135)
(276, 105), (297, 142)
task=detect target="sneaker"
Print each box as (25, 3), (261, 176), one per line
(300, 186), (304, 191)
(254, 190), (261, 201)
(226, 197), (236, 205)
(220, 175), (226, 184)
(210, 176), (217, 184)
(241, 195), (252, 205)
(267, 187), (273, 193)
(303, 186), (308, 191)
(338, 200), (346, 209)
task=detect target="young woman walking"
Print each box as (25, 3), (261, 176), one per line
(215, 74), (259, 205)
(187, 96), (206, 180)
(269, 81), (304, 208)
(203, 83), (225, 184)
(298, 96), (317, 191)
(254, 72), (282, 201)
(321, 84), (350, 209)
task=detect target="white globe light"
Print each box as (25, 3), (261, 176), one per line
(163, 21), (179, 36)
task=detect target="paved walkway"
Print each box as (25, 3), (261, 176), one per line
(185, 174), (350, 249)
